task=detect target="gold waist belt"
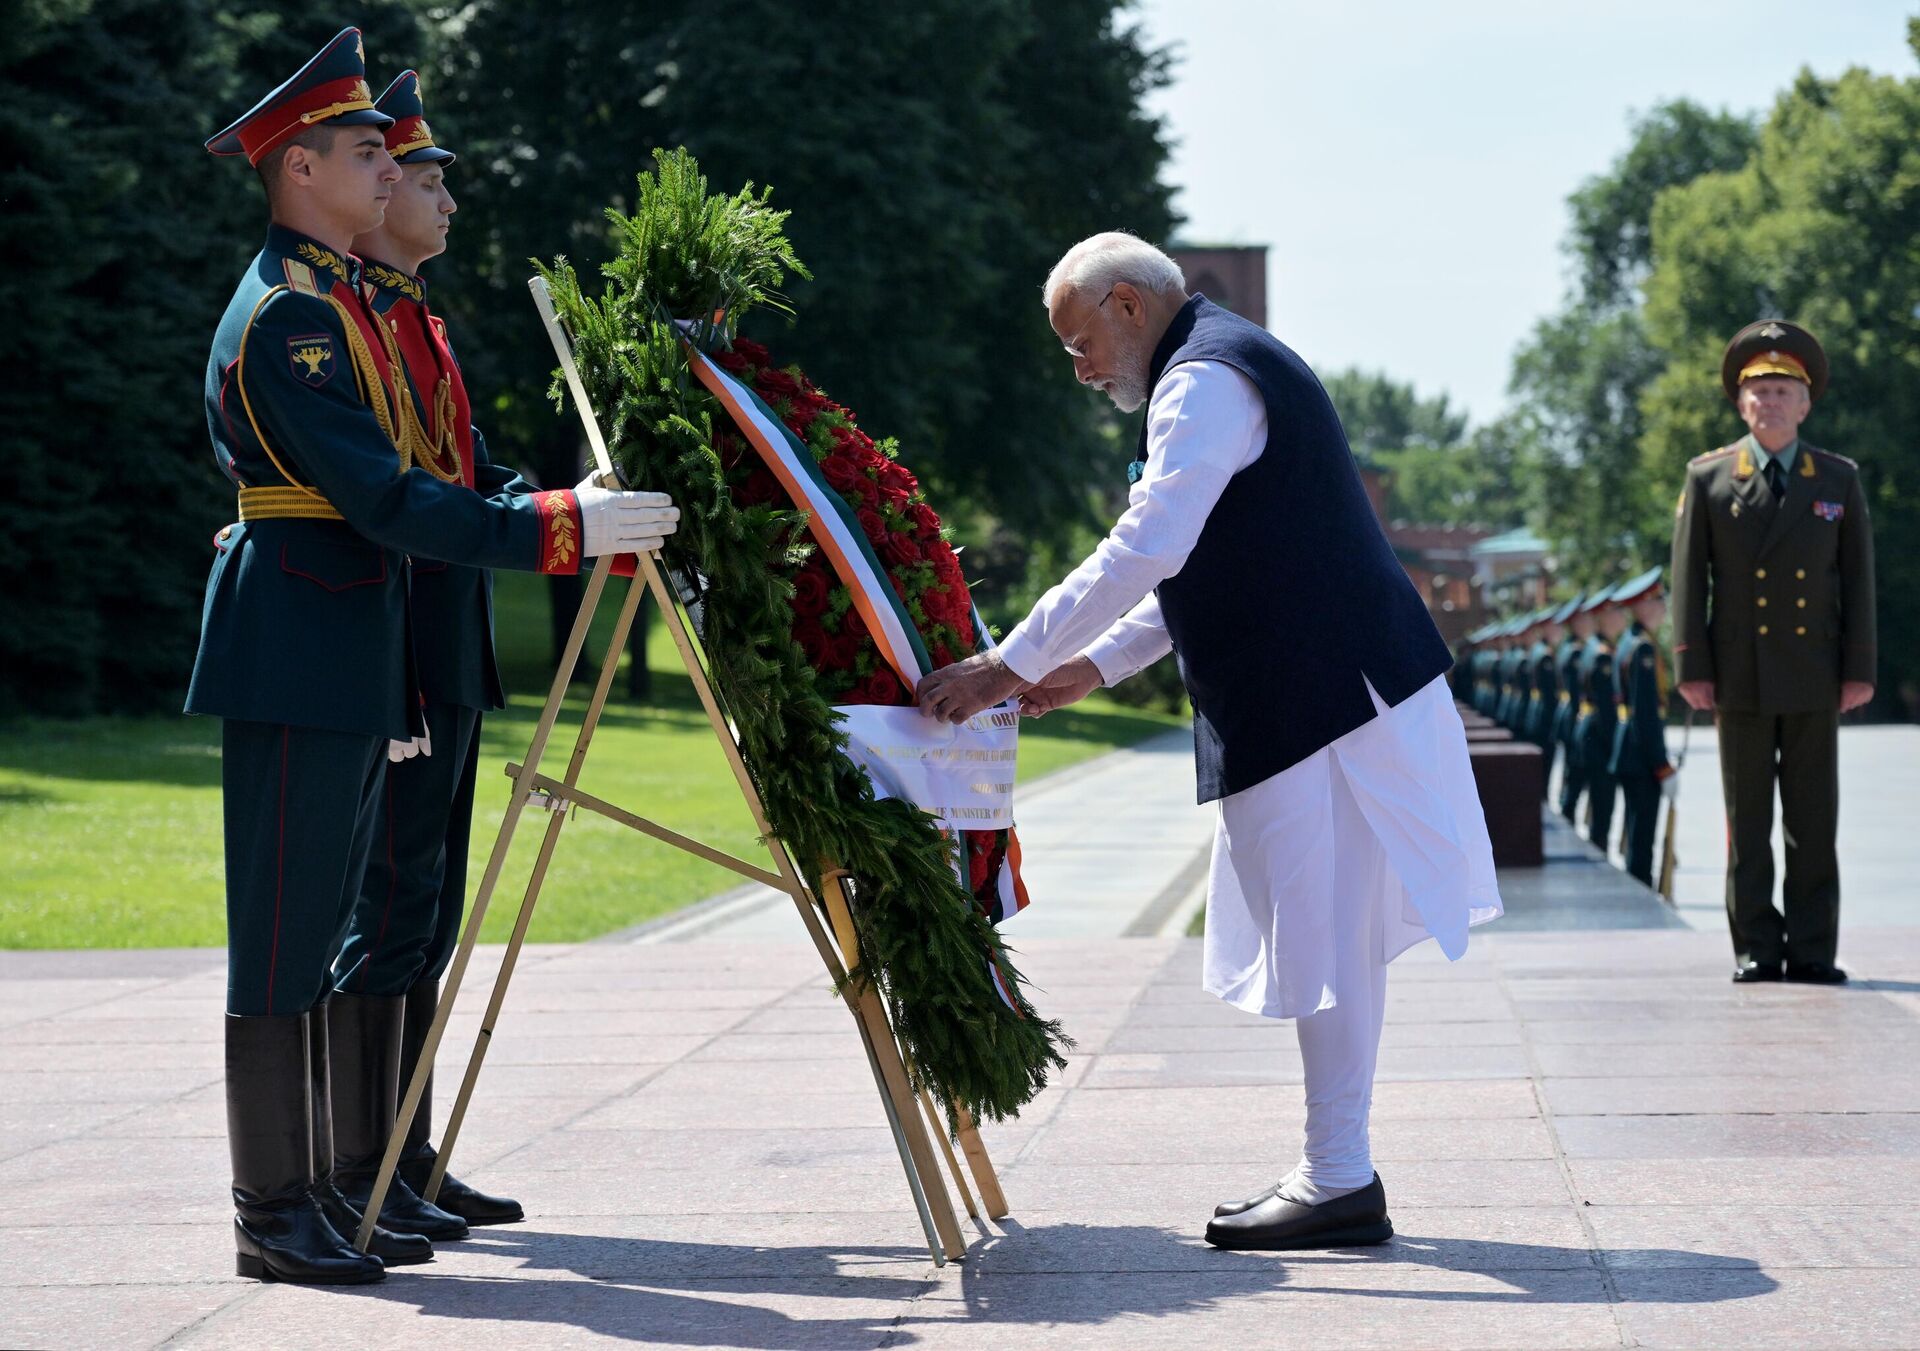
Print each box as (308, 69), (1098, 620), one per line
(1579, 701), (1595, 717)
(1558, 692), (1571, 704)
(237, 486), (344, 523)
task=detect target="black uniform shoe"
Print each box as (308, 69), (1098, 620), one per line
(328, 993), (469, 1242)
(397, 981), (525, 1226)
(1732, 960), (1784, 983)
(1213, 1181), (1280, 1219)
(308, 1003), (432, 1266)
(226, 1013), (384, 1285)
(1205, 1173), (1394, 1251)
(1785, 962), (1848, 985)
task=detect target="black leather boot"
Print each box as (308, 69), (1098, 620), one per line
(226, 1013), (384, 1284)
(308, 1001), (433, 1265)
(328, 993), (469, 1241)
(396, 980), (525, 1226)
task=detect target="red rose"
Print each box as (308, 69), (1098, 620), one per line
(823, 631), (864, 672)
(792, 618), (831, 665)
(859, 668), (905, 705)
(714, 349), (752, 375)
(732, 337), (771, 364)
(907, 502), (940, 534)
(878, 460), (917, 494)
(786, 388), (829, 432)
(931, 643), (955, 668)
(881, 530), (922, 567)
(851, 473), (881, 507)
(832, 425), (874, 455)
(756, 366), (800, 399)
(736, 466), (784, 506)
(790, 568), (830, 618)
(855, 507), (886, 544)
(821, 454), (862, 495)
(933, 546), (965, 586)
(879, 484), (912, 514)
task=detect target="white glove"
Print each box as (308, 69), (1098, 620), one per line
(388, 729), (432, 763)
(1659, 770), (1680, 801)
(575, 474), (678, 556)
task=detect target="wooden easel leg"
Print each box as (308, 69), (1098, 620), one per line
(952, 1103), (1010, 1220)
(921, 1085), (979, 1221)
(816, 870), (966, 1261)
(425, 572), (649, 1201)
(354, 557), (618, 1252)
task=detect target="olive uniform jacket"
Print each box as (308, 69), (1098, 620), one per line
(1670, 439), (1876, 714)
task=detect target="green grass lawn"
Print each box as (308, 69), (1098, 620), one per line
(1, 573), (1185, 949)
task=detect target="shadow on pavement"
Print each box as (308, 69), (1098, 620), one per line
(316, 1221), (1775, 1344)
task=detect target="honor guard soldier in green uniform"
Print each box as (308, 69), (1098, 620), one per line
(191, 30), (681, 1285)
(1573, 587), (1624, 852)
(1471, 623), (1499, 716)
(1553, 595), (1593, 823)
(1525, 605), (1566, 797)
(1497, 616), (1529, 731)
(327, 70), (528, 1234)
(1672, 320), (1876, 984)
(1606, 569), (1676, 886)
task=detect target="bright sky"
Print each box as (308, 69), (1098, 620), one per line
(1134, 0), (1917, 423)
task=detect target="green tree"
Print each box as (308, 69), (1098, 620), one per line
(0, 2), (422, 716)
(1321, 369), (1526, 529)
(1641, 47), (1920, 715)
(1509, 102), (1757, 583)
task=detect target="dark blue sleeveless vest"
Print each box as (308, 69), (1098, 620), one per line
(1140, 295), (1452, 802)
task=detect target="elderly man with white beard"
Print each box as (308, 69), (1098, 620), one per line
(917, 233), (1503, 1250)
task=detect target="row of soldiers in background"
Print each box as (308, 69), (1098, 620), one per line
(1452, 568), (1677, 888)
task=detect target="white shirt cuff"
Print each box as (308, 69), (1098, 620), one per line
(994, 628), (1053, 684)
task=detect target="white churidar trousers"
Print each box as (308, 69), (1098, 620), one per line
(1202, 673), (1502, 1190)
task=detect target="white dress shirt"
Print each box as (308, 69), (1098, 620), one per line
(995, 361), (1267, 686)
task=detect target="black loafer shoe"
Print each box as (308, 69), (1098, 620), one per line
(1732, 961), (1784, 983)
(1784, 962), (1848, 985)
(1213, 1181), (1280, 1219)
(1205, 1173), (1393, 1251)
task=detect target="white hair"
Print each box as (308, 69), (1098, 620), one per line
(1042, 232), (1186, 309)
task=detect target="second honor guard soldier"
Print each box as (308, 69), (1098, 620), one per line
(1606, 569), (1675, 886)
(191, 30), (680, 1283)
(1672, 321), (1876, 984)
(328, 71), (525, 1232)
(1573, 588), (1623, 851)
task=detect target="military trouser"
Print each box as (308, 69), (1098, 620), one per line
(222, 720), (386, 1016)
(1534, 731), (1558, 800)
(1557, 739), (1586, 824)
(1616, 772), (1660, 886)
(1715, 707), (1841, 968)
(332, 700), (484, 998)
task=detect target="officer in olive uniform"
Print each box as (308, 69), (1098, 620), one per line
(1471, 623), (1500, 717)
(194, 30), (678, 1285)
(1497, 616), (1530, 731)
(1524, 606), (1565, 797)
(1573, 588), (1623, 851)
(329, 71), (525, 1232)
(1550, 595), (1589, 818)
(1606, 568), (1675, 886)
(1672, 320), (1876, 984)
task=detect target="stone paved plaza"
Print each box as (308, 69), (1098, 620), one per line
(4, 727), (1919, 1348)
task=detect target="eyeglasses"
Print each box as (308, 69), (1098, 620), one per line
(1061, 288), (1116, 360)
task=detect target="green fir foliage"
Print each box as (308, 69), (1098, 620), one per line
(541, 150), (1068, 1125)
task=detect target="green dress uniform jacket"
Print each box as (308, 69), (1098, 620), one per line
(1552, 634), (1587, 822)
(1670, 438), (1875, 713)
(186, 225), (582, 743)
(1526, 639), (1559, 746)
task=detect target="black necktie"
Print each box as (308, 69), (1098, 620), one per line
(1764, 458), (1786, 500)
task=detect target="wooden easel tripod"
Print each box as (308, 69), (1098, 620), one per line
(352, 278), (1007, 1266)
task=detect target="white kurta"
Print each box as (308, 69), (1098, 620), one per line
(1000, 360), (1503, 1019)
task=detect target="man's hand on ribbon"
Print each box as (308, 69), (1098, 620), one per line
(576, 474), (680, 557)
(1017, 656), (1103, 719)
(915, 650), (1028, 725)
